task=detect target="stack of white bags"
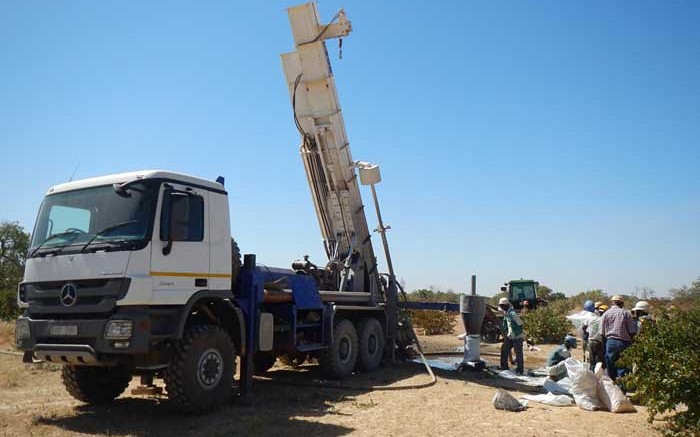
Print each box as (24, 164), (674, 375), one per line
(523, 358), (636, 413)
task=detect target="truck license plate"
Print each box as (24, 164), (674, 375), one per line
(50, 325), (78, 337)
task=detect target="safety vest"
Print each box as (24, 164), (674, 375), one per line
(501, 308), (524, 339)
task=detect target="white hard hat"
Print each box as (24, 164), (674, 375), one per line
(632, 300), (650, 312)
(498, 297), (510, 306)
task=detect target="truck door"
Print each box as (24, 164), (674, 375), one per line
(150, 182), (211, 304)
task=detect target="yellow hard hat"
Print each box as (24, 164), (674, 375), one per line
(598, 304), (609, 312)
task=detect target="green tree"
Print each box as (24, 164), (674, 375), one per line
(669, 277), (700, 301)
(0, 222), (30, 290)
(407, 288), (435, 302)
(548, 292), (566, 300)
(620, 307), (700, 437)
(406, 287), (462, 304)
(536, 285), (552, 300)
(0, 222), (30, 320)
(522, 306), (573, 343)
(570, 289), (607, 308)
(489, 291), (507, 306)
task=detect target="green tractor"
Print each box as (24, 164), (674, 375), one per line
(481, 279), (545, 343)
(501, 279), (545, 311)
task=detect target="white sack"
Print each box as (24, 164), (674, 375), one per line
(543, 378), (571, 396)
(521, 392), (573, 407)
(594, 364), (636, 413)
(566, 311), (595, 330)
(564, 358), (603, 411)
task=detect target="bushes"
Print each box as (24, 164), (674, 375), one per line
(522, 306), (572, 344)
(408, 310), (456, 335)
(547, 297), (574, 316)
(0, 289), (20, 321)
(619, 307), (700, 437)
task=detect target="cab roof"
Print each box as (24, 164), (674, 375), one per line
(46, 170), (225, 195)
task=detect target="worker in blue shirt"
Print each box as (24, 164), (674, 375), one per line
(546, 335), (577, 381)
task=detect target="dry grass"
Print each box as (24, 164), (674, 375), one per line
(0, 323), (660, 437)
(0, 321), (15, 349)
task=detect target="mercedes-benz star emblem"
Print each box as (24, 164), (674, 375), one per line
(60, 283), (78, 307)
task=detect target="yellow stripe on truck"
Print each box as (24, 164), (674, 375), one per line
(150, 271), (232, 279)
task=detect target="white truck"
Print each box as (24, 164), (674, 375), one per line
(15, 2), (412, 412)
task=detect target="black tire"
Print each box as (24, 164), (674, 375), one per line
(61, 365), (131, 404)
(253, 352), (277, 375)
(319, 318), (358, 379)
(164, 324), (235, 413)
(356, 318), (384, 372)
(481, 327), (501, 344)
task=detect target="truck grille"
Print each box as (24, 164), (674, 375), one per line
(24, 278), (131, 317)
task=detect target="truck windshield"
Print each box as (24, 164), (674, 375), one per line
(29, 181), (158, 256)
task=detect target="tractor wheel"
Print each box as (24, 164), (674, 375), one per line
(164, 324), (235, 413)
(319, 318), (358, 379)
(62, 365), (131, 404)
(356, 318), (384, 372)
(253, 352), (277, 374)
(482, 330), (500, 344)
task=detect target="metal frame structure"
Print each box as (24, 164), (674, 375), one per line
(281, 3), (381, 300)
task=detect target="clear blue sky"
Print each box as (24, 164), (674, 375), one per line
(1, 1), (699, 297)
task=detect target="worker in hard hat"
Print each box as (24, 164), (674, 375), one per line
(546, 335), (577, 381)
(580, 300), (596, 363)
(498, 297), (525, 375)
(600, 295), (637, 381)
(583, 304), (608, 370)
(631, 300), (655, 332)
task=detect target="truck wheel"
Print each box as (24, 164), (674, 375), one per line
(62, 365), (131, 404)
(253, 352), (277, 374)
(319, 318), (358, 379)
(356, 318), (384, 372)
(164, 324), (235, 413)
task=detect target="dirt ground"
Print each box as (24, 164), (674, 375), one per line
(0, 322), (659, 437)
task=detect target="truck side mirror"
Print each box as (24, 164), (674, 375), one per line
(500, 286), (507, 292)
(161, 191), (190, 255)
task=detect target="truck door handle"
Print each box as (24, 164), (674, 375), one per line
(195, 278), (207, 287)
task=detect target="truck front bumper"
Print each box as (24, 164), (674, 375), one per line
(15, 308), (154, 366)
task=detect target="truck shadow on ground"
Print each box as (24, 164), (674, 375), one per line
(34, 358), (541, 437)
(33, 364), (423, 437)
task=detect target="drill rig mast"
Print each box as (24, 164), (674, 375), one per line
(281, 3), (382, 299)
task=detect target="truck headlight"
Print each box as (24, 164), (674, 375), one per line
(17, 283), (28, 308)
(15, 319), (30, 345)
(104, 320), (133, 340)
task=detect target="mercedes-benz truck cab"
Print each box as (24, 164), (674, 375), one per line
(16, 170), (235, 368)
